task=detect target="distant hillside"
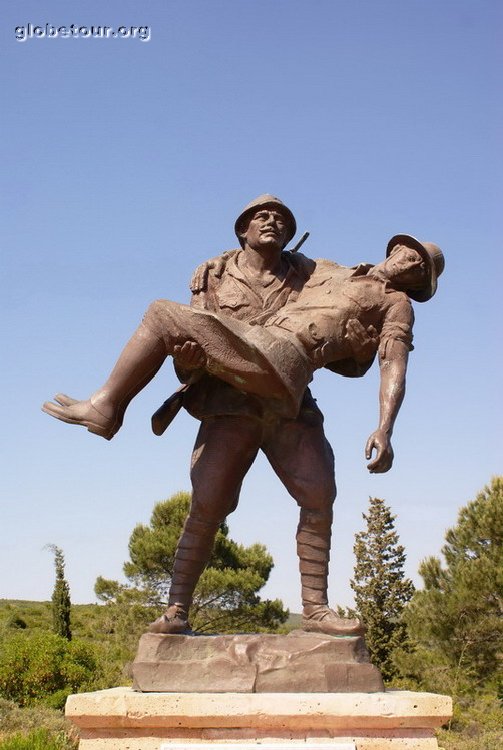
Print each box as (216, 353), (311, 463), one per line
(0, 599), (302, 637)
(285, 611), (302, 630)
(0, 599), (52, 631)
(0, 599), (109, 642)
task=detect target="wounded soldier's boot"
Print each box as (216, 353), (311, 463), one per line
(302, 604), (365, 636)
(148, 603), (192, 635)
(42, 321), (167, 440)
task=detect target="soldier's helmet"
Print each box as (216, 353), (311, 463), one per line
(386, 234), (444, 302)
(234, 194), (297, 249)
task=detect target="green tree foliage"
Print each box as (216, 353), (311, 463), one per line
(0, 632), (98, 708)
(351, 496), (414, 680)
(47, 547), (71, 641)
(95, 491), (288, 639)
(399, 477), (503, 695)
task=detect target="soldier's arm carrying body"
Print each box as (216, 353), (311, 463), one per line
(173, 248), (242, 375)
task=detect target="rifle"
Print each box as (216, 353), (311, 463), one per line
(289, 231), (309, 254)
(151, 384), (191, 436)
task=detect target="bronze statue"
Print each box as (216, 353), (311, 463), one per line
(42, 195), (444, 637)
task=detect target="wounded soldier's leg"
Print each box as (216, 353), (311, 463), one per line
(42, 297), (308, 438)
(41, 296), (264, 439)
(41, 301), (177, 440)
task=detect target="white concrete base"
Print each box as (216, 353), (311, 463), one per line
(66, 687), (452, 750)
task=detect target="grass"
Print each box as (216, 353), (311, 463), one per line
(0, 699), (78, 749)
(438, 727), (503, 750)
(0, 728), (77, 750)
(0, 698), (65, 734)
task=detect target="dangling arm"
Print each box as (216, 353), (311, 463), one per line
(365, 298), (414, 473)
(365, 338), (409, 473)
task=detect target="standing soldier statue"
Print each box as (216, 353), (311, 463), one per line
(43, 195), (444, 637)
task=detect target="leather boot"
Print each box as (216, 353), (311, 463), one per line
(297, 509), (365, 636)
(147, 516), (221, 634)
(42, 321), (167, 439)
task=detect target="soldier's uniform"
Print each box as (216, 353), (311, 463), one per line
(169, 247), (339, 614)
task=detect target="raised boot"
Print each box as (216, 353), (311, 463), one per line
(42, 320), (168, 439)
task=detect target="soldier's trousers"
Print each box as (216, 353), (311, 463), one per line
(169, 407), (336, 612)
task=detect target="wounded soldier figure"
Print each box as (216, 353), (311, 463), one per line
(43, 195), (444, 637)
(43, 234), (443, 466)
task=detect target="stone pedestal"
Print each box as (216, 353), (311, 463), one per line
(132, 632), (384, 693)
(66, 687), (452, 750)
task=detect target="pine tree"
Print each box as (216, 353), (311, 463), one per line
(351, 497), (414, 680)
(95, 491), (288, 639)
(48, 544), (72, 640)
(401, 477), (503, 693)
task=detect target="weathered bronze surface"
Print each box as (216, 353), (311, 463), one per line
(43, 194), (444, 642)
(132, 631), (384, 693)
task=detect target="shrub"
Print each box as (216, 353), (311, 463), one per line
(0, 631), (98, 707)
(0, 697), (73, 736)
(0, 728), (77, 750)
(5, 616), (27, 630)
(437, 693), (503, 750)
(437, 728), (503, 750)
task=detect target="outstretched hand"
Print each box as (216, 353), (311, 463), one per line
(173, 341), (206, 370)
(365, 429), (394, 473)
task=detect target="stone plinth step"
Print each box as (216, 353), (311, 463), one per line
(132, 631), (384, 693)
(66, 687), (452, 750)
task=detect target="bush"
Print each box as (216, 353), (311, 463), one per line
(437, 693), (503, 750)
(437, 728), (503, 750)
(0, 698), (68, 735)
(0, 631), (98, 707)
(0, 728), (77, 750)
(0, 699), (78, 749)
(5, 616), (27, 630)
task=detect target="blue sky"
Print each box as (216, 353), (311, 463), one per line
(1, 0), (501, 612)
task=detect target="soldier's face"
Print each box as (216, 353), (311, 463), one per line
(385, 244), (428, 289)
(242, 209), (288, 251)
